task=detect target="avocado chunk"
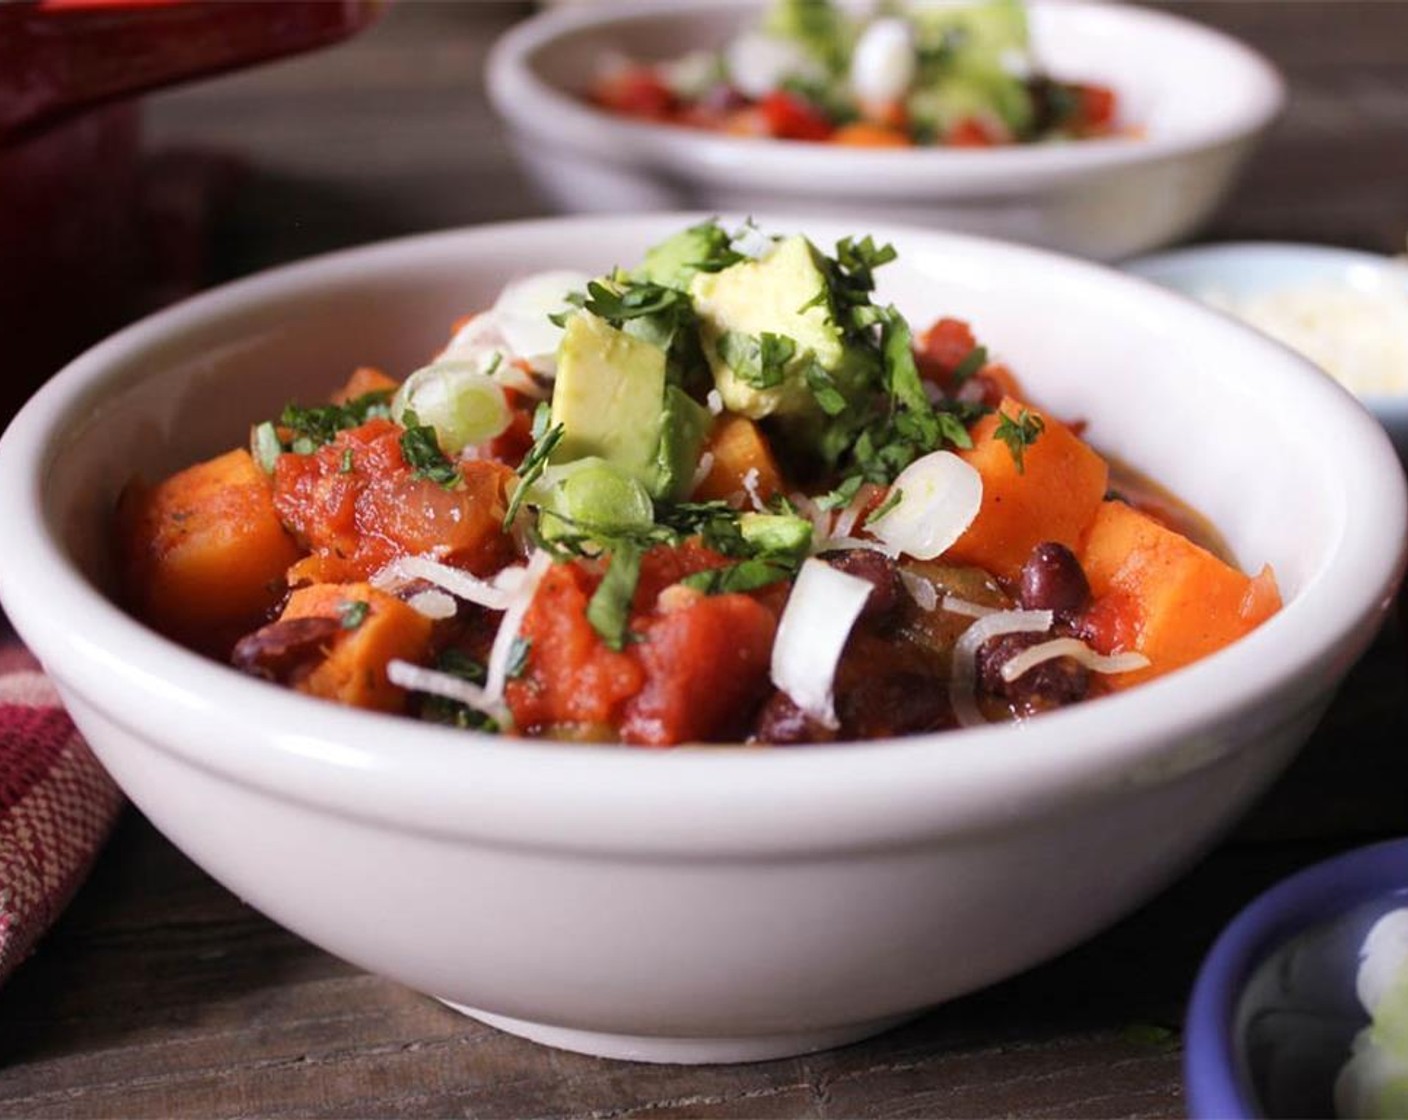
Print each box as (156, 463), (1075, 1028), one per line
(739, 511), (814, 559)
(689, 235), (854, 421)
(635, 222), (738, 292)
(550, 311), (711, 501)
(909, 0), (1029, 72)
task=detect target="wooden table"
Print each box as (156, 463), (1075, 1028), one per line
(2, 4), (1406, 1115)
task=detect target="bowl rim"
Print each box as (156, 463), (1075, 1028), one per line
(0, 213), (1402, 855)
(485, 0), (1288, 196)
(1183, 837), (1408, 1120)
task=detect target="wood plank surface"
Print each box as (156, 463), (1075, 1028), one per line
(1, 3), (1406, 1116)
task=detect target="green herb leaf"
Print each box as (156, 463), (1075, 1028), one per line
(340, 448), (355, 474)
(503, 402), (566, 530)
(417, 649), (498, 732)
(949, 345), (988, 387)
(278, 389), (393, 453)
(865, 487), (904, 526)
(582, 278), (685, 323)
(399, 409), (461, 488)
(586, 544), (642, 652)
(681, 557), (795, 595)
(717, 330), (797, 390)
(803, 358), (849, 416)
(338, 599), (370, 630)
(994, 406), (1046, 473)
(815, 475), (864, 511)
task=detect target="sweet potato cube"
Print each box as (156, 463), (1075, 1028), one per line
(119, 449), (302, 657)
(331, 366), (398, 404)
(692, 414), (783, 503)
(279, 583), (433, 712)
(944, 398), (1108, 582)
(1079, 500), (1281, 688)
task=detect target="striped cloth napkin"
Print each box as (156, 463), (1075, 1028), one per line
(0, 631), (123, 984)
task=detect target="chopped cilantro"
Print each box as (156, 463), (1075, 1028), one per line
(398, 409), (461, 488)
(503, 402), (566, 530)
(681, 557), (795, 596)
(278, 389), (393, 454)
(803, 358), (848, 416)
(865, 487), (904, 526)
(340, 448), (355, 474)
(582, 278), (686, 324)
(435, 648), (487, 685)
(949, 345), (988, 387)
(586, 544), (642, 651)
(338, 599), (370, 630)
(717, 330), (797, 390)
(417, 649), (498, 732)
(994, 407), (1046, 473)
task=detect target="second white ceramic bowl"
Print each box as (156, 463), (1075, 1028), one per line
(487, 0), (1286, 261)
(0, 215), (1402, 1064)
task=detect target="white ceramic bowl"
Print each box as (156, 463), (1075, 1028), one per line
(0, 215), (1402, 1065)
(486, 0), (1285, 261)
(1124, 242), (1408, 466)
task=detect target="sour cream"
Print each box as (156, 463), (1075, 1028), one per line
(1199, 275), (1408, 398)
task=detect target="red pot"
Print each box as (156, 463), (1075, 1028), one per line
(0, 0), (383, 425)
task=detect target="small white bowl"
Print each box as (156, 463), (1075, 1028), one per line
(486, 0), (1285, 261)
(1124, 242), (1408, 466)
(0, 215), (1402, 1065)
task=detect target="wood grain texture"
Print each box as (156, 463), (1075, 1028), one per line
(1, 2), (1406, 1115)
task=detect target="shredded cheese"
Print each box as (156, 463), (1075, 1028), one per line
(690, 450), (716, 493)
(406, 589), (458, 620)
(770, 558), (872, 729)
(482, 549), (554, 708)
(387, 659), (506, 724)
(371, 555), (516, 611)
(998, 637), (1149, 682)
(949, 609), (1053, 728)
(742, 467), (767, 511)
(941, 594), (999, 619)
(898, 569), (938, 612)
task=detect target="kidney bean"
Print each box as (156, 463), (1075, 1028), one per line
(231, 616), (340, 685)
(820, 549), (903, 624)
(1018, 541), (1090, 624)
(838, 671), (956, 738)
(749, 691), (838, 746)
(977, 632), (1089, 717)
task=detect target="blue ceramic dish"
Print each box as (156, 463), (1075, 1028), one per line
(1185, 838), (1408, 1119)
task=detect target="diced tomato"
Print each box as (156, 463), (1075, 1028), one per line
(918, 317), (979, 384)
(483, 387), (537, 467)
(759, 91), (835, 142)
(507, 542), (776, 744)
(632, 539), (732, 609)
(947, 116), (998, 147)
(506, 562), (646, 730)
(592, 66), (678, 120)
(620, 591), (778, 746)
(1077, 84), (1117, 132)
(272, 418), (516, 581)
